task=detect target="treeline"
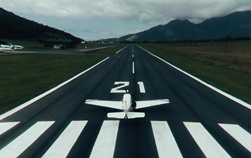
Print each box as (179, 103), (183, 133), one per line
(0, 8), (82, 43)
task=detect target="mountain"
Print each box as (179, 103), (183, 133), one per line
(0, 8), (82, 42)
(118, 11), (251, 42)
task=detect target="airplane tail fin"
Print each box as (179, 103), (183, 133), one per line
(107, 112), (145, 119)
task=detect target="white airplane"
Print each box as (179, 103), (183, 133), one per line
(0, 46), (13, 52)
(12, 44), (24, 50)
(85, 93), (170, 119)
(0, 42), (24, 53)
(0, 43), (13, 52)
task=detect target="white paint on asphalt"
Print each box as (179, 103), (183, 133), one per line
(42, 121), (87, 158)
(90, 121), (119, 158)
(0, 57), (110, 121)
(151, 121), (183, 158)
(132, 54), (134, 58)
(0, 49), (126, 121)
(184, 122), (230, 158)
(110, 81), (130, 93)
(139, 46), (251, 110)
(116, 45), (128, 54)
(0, 122), (20, 135)
(219, 123), (251, 152)
(137, 81), (146, 93)
(0, 46), (130, 121)
(132, 61), (135, 74)
(0, 121), (54, 157)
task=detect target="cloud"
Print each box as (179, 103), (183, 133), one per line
(2, 0), (251, 23)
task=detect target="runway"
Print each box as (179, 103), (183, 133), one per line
(0, 45), (251, 157)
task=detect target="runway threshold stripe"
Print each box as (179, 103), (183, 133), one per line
(90, 121), (119, 158)
(0, 122), (19, 135)
(184, 122), (230, 158)
(0, 121), (54, 157)
(151, 121), (183, 158)
(219, 124), (251, 152)
(42, 121), (87, 158)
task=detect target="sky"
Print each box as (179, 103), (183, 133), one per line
(1, 0), (251, 40)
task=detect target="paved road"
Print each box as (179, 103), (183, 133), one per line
(0, 45), (251, 157)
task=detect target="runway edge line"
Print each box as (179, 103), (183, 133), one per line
(0, 46), (127, 121)
(138, 45), (251, 110)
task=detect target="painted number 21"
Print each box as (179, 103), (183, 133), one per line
(110, 81), (146, 93)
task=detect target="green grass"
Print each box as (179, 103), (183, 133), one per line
(0, 45), (124, 114)
(141, 41), (251, 104)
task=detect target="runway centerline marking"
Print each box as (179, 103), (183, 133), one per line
(0, 122), (20, 135)
(151, 121), (183, 158)
(132, 62), (135, 74)
(184, 122), (230, 158)
(0, 121), (54, 157)
(219, 123), (251, 152)
(42, 121), (87, 158)
(90, 121), (119, 158)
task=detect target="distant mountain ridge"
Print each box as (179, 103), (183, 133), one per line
(118, 11), (251, 42)
(0, 8), (82, 42)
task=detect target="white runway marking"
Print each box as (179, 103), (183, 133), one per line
(0, 56), (111, 121)
(137, 81), (146, 93)
(219, 123), (251, 152)
(90, 121), (119, 158)
(0, 122), (19, 135)
(151, 121), (183, 158)
(0, 121), (54, 157)
(42, 121), (87, 158)
(132, 54), (134, 58)
(140, 46), (251, 110)
(132, 62), (135, 74)
(184, 122), (230, 158)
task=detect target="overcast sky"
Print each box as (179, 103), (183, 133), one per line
(1, 0), (251, 40)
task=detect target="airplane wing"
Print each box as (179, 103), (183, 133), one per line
(136, 99), (170, 109)
(85, 99), (123, 110)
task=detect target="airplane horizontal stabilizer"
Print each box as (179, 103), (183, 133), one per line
(107, 112), (145, 119)
(107, 112), (126, 119)
(127, 112), (145, 119)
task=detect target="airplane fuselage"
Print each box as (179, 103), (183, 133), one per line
(122, 94), (132, 118)
(122, 94), (131, 111)
(0, 43), (24, 53)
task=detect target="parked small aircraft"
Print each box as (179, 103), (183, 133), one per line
(85, 92), (169, 119)
(0, 45), (13, 52)
(0, 41), (24, 52)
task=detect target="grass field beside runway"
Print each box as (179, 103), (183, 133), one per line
(141, 40), (251, 104)
(0, 46), (124, 114)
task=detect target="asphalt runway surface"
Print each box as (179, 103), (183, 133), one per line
(0, 45), (251, 157)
